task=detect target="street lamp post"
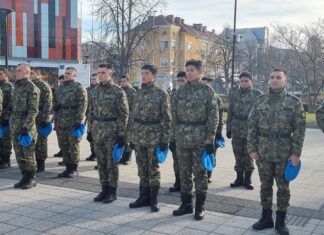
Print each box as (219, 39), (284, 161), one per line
(0, 8), (13, 68)
(231, 0), (237, 88)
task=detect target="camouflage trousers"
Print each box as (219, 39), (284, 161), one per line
(0, 132), (12, 163)
(89, 139), (95, 155)
(56, 127), (81, 164)
(256, 159), (290, 211)
(171, 148), (180, 178)
(35, 135), (48, 161)
(12, 132), (37, 172)
(232, 136), (254, 172)
(134, 145), (160, 188)
(94, 141), (119, 188)
(177, 146), (208, 194)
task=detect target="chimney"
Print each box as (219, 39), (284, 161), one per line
(175, 17), (181, 25)
(202, 26), (207, 33)
(166, 15), (175, 24)
(180, 19), (184, 24)
(212, 29), (215, 34)
(195, 23), (202, 31)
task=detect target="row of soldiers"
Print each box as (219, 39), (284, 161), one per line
(1, 61), (324, 235)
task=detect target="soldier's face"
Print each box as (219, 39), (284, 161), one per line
(177, 77), (187, 87)
(202, 80), (212, 86)
(239, 77), (252, 89)
(90, 75), (99, 85)
(120, 78), (129, 87)
(269, 71), (287, 90)
(98, 68), (112, 83)
(30, 70), (41, 80)
(64, 69), (76, 81)
(16, 65), (31, 80)
(185, 65), (202, 82)
(0, 71), (8, 81)
(141, 69), (155, 84)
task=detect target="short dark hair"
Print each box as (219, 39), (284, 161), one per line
(202, 76), (213, 82)
(58, 75), (65, 80)
(142, 64), (158, 75)
(66, 67), (77, 73)
(272, 68), (287, 77)
(185, 59), (203, 70)
(121, 75), (130, 81)
(0, 68), (9, 77)
(176, 71), (186, 78)
(31, 67), (42, 76)
(91, 73), (97, 77)
(239, 71), (252, 80)
(99, 64), (113, 69)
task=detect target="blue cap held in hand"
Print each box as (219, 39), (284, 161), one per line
(1, 124), (10, 134)
(113, 144), (125, 163)
(201, 151), (215, 172)
(0, 127), (3, 139)
(18, 132), (33, 148)
(38, 122), (53, 137)
(285, 159), (301, 181)
(71, 123), (86, 138)
(156, 145), (169, 164)
(215, 135), (225, 148)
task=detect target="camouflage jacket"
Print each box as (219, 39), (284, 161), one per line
(0, 89), (2, 116)
(129, 84), (171, 146)
(316, 100), (324, 133)
(11, 78), (40, 134)
(0, 80), (13, 123)
(216, 95), (224, 135)
(86, 84), (98, 131)
(122, 85), (136, 112)
(32, 78), (53, 125)
(172, 79), (219, 147)
(247, 89), (306, 162)
(53, 80), (87, 129)
(88, 79), (129, 142)
(227, 87), (262, 138)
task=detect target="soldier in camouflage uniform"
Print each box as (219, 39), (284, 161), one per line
(169, 71), (187, 192)
(202, 76), (224, 184)
(88, 64), (129, 204)
(248, 68), (306, 235)
(0, 68), (13, 169)
(128, 64), (171, 212)
(86, 73), (99, 162)
(227, 72), (262, 190)
(119, 75), (136, 165)
(316, 100), (324, 133)
(11, 64), (40, 189)
(172, 60), (219, 220)
(30, 68), (53, 173)
(53, 67), (87, 178)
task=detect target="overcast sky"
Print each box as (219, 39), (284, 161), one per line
(81, 0), (324, 41)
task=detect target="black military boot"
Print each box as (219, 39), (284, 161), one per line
(120, 151), (131, 165)
(66, 164), (78, 178)
(169, 174), (180, 192)
(252, 208), (274, 230)
(173, 193), (193, 216)
(275, 211), (289, 235)
(129, 186), (150, 208)
(94, 184), (109, 202)
(230, 171), (244, 187)
(58, 164), (70, 178)
(244, 171), (254, 190)
(14, 171), (28, 188)
(0, 155), (11, 169)
(36, 159), (45, 173)
(21, 171), (37, 189)
(150, 186), (160, 212)
(207, 171), (213, 183)
(194, 193), (206, 220)
(54, 150), (62, 157)
(102, 186), (117, 204)
(86, 153), (96, 161)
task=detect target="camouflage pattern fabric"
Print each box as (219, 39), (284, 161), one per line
(216, 95), (224, 135)
(86, 85), (98, 154)
(0, 89), (2, 115)
(11, 79), (40, 171)
(316, 100), (324, 133)
(122, 85), (136, 153)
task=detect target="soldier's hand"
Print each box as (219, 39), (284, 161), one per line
(226, 131), (232, 139)
(116, 136), (125, 147)
(169, 141), (176, 153)
(1, 120), (9, 126)
(73, 123), (82, 129)
(40, 122), (48, 128)
(130, 142), (135, 150)
(250, 152), (259, 160)
(20, 127), (29, 136)
(159, 143), (168, 151)
(288, 154), (300, 167)
(86, 132), (93, 142)
(216, 132), (223, 140)
(205, 144), (215, 154)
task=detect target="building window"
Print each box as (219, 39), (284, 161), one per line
(187, 42), (193, 51)
(139, 39), (147, 49)
(170, 58), (175, 68)
(160, 57), (169, 67)
(171, 40), (176, 49)
(160, 41), (169, 52)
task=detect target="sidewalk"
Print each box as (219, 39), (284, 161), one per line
(0, 128), (323, 235)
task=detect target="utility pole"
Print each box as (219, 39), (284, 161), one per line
(231, 0), (237, 88)
(0, 8), (14, 68)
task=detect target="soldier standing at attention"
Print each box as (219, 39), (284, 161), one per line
(30, 68), (53, 173)
(0, 68), (13, 169)
(128, 64), (171, 212)
(201, 76), (224, 183)
(89, 64), (129, 203)
(11, 63), (40, 189)
(53, 67), (87, 178)
(316, 100), (324, 133)
(119, 75), (136, 165)
(248, 68), (306, 235)
(86, 73), (99, 162)
(169, 71), (187, 192)
(227, 72), (262, 190)
(172, 60), (219, 220)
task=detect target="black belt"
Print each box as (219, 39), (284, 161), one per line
(258, 133), (291, 139)
(134, 119), (160, 125)
(178, 121), (206, 126)
(93, 117), (117, 122)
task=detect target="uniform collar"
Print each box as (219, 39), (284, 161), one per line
(141, 83), (154, 90)
(187, 78), (202, 86)
(64, 80), (75, 86)
(100, 79), (114, 87)
(16, 78), (29, 85)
